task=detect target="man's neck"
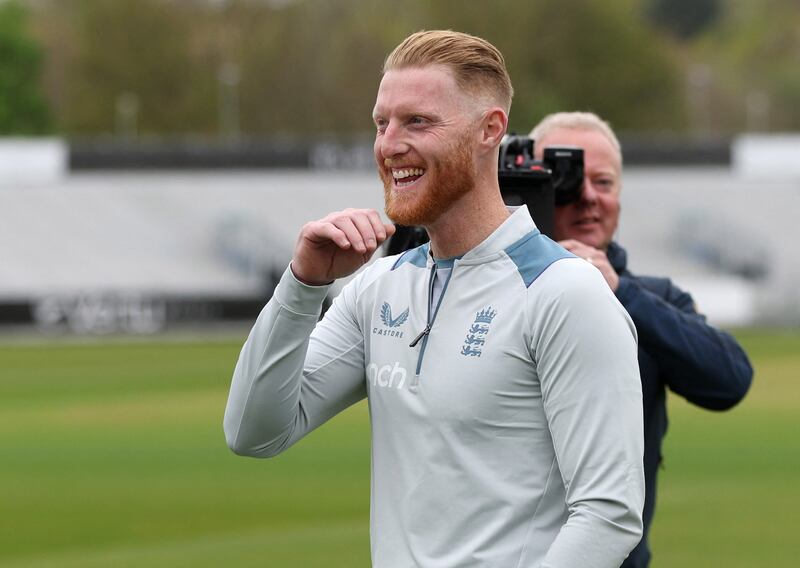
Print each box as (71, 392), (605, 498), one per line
(426, 187), (510, 258)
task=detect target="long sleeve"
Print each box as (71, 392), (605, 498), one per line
(224, 266), (368, 457)
(616, 276), (753, 410)
(534, 261), (645, 567)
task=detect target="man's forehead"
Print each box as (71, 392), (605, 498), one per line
(373, 65), (465, 114)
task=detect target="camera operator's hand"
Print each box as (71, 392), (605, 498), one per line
(291, 209), (396, 286)
(559, 239), (619, 292)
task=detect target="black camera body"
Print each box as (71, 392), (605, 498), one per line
(385, 135), (584, 256)
(498, 135), (584, 238)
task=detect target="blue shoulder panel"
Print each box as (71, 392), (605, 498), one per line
(504, 230), (576, 287)
(391, 242), (430, 270)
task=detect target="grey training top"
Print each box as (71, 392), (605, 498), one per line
(225, 206), (645, 567)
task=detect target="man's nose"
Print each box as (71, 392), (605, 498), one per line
(579, 177), (598, 203)
(378, 123), (409, 159)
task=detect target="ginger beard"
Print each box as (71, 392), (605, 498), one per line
(380, 131), (476, 227)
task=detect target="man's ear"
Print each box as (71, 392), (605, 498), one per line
(477, 108), (508, 154)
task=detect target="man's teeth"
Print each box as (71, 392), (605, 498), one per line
(392, 168), (425, 180)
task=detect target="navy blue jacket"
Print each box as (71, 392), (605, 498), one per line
(609, 242), (753, 568)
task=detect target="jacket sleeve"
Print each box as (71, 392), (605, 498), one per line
(616, 275), (753, 410)
(224, 265), (368, 457)
(534, 260), (645, 567)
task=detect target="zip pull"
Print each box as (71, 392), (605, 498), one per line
(408, 373), (421, 393)
(409, 324), (431, 348)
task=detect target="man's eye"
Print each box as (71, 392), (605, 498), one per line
(375, 121), (387, 133)
(409, 116), (426, 125)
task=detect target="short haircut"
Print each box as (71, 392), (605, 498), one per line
(383, 30), (514, 113)
(530, 112), (622, 163)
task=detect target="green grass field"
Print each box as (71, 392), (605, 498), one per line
(1, 330), (797, 567)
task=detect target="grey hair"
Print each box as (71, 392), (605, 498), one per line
(529, 111), (622, 163)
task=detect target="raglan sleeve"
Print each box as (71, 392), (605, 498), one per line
(533, 259), (645, 567)
(223, 264), (368, 458)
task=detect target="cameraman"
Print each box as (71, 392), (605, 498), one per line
(530, 111), (753, 568)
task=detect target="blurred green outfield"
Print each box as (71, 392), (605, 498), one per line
(0, 330), (797, 567)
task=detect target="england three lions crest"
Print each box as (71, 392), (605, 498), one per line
(461, 307), (497, 357)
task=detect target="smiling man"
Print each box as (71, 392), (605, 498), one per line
(225, 32), (645, 567)
(531, 111), (753, 568)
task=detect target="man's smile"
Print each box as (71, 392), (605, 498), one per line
(391, 167), (426, 188)
(574, 215), (601, 226)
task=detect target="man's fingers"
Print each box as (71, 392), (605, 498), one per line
(558, 239), (611, 266)
(349, 212), (380, 253)
(560, 240), (590, 259)
(305, 209), (394, 254)
(558, 239), (583, 252)
(327, 215), (365, 253)
(365, 209), (392, 243)
(305, 221), (351, 250)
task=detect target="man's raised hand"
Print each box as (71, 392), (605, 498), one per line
(291, 209), (396, 286)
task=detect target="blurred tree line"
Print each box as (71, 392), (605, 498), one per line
(0, 0), (51, 133)
(5, 0), (800, 138)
